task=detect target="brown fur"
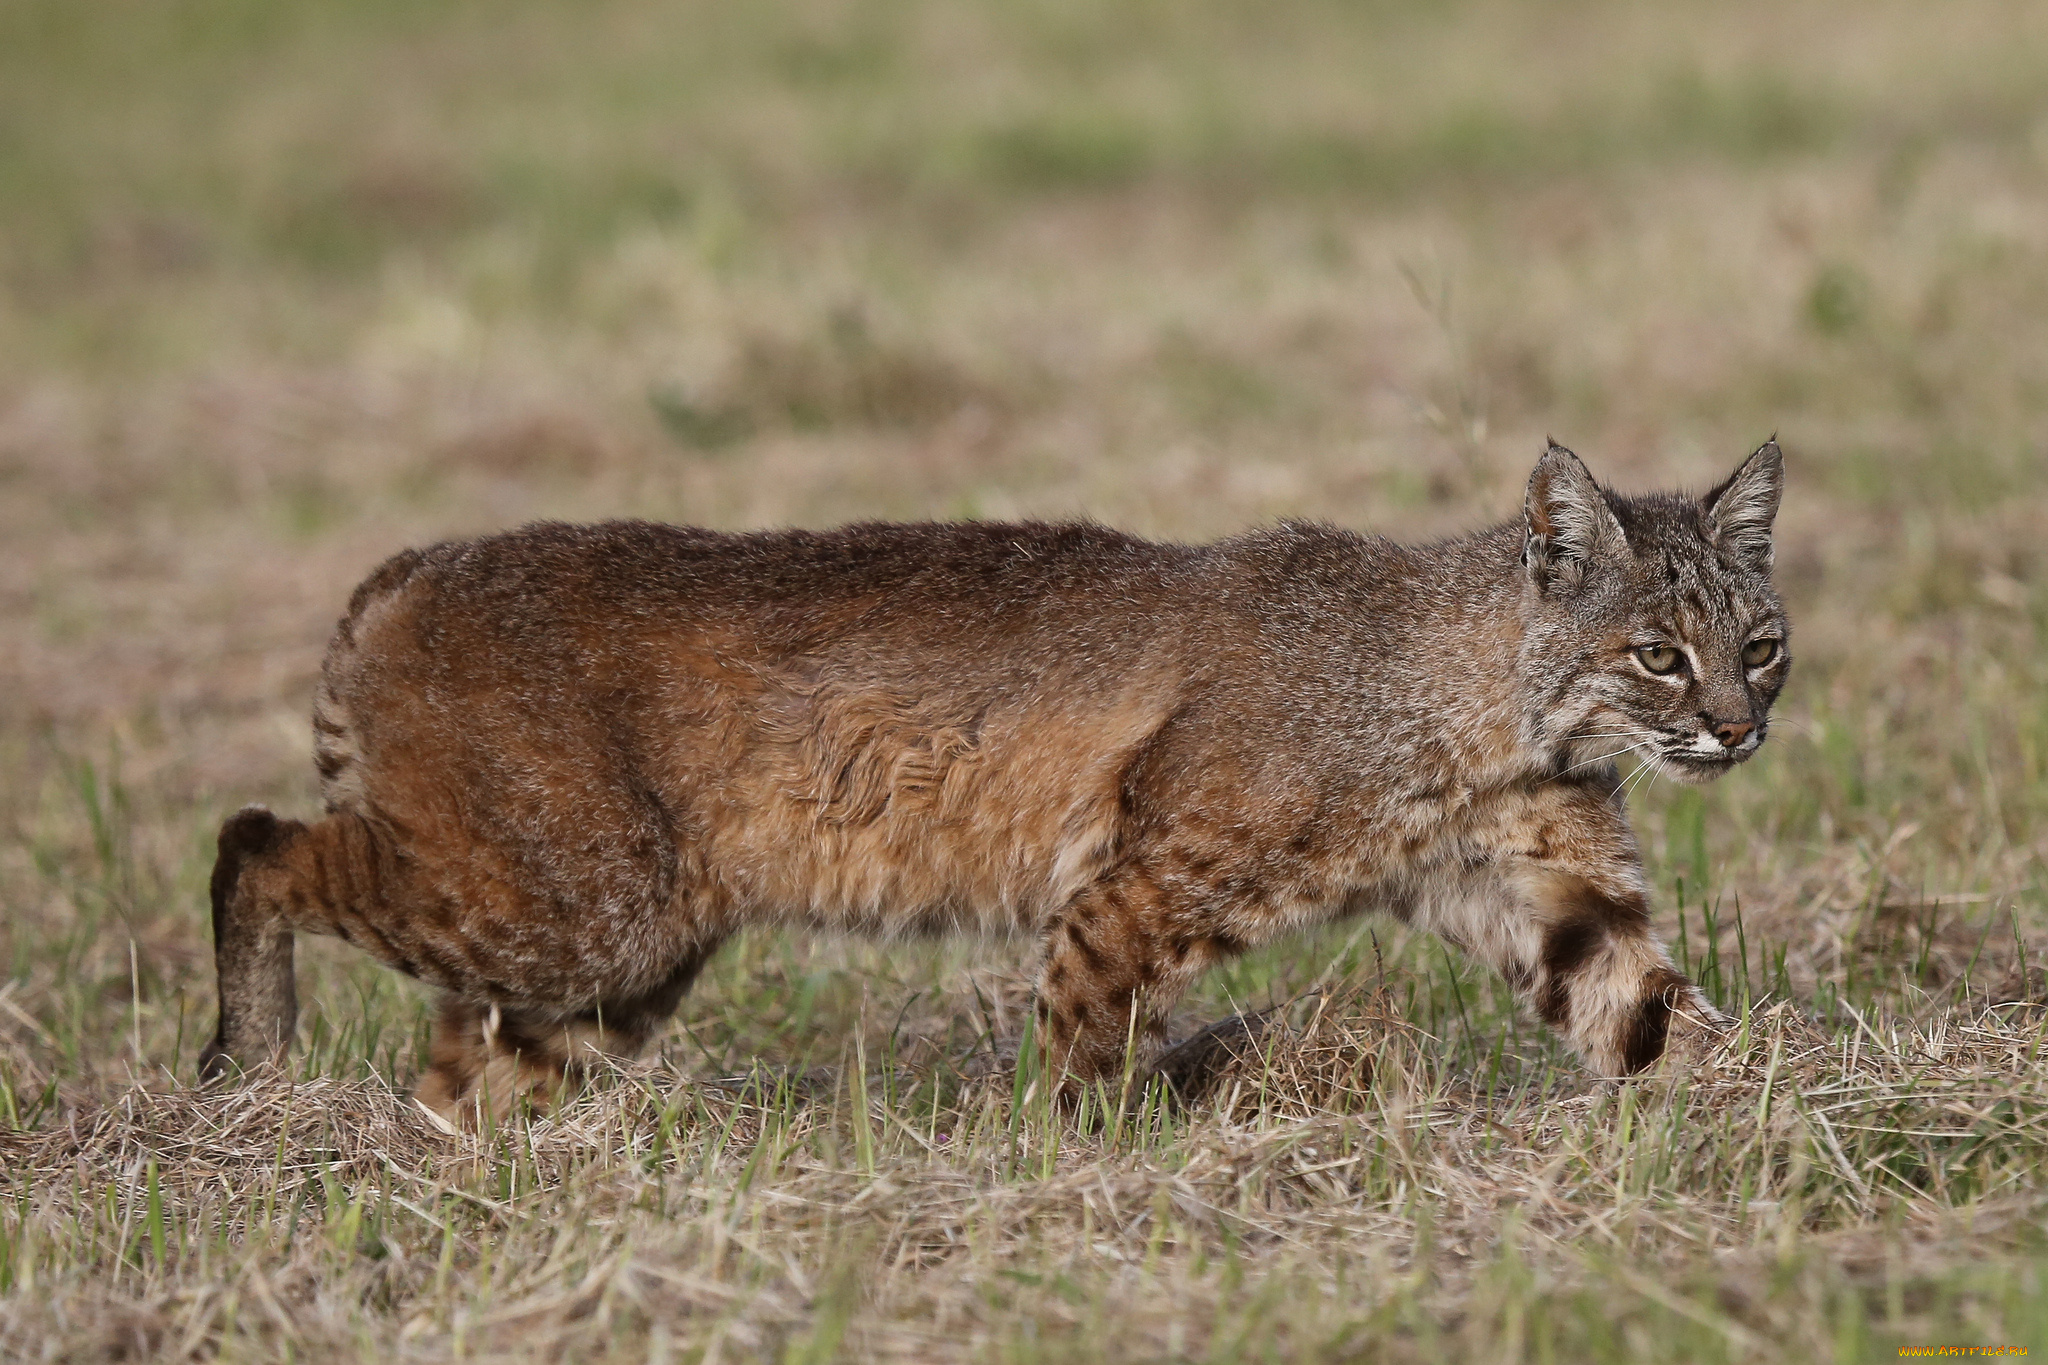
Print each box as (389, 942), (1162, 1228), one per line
(200, 442), (1787, 1124)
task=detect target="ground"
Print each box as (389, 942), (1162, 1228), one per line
(3, 0), (2048, 1359)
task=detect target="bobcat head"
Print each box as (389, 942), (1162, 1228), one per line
(1521, 439), (1790, 784)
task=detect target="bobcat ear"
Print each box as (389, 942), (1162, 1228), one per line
(1703, 438), (1783, 570)
(1524, 441), (1627, 590)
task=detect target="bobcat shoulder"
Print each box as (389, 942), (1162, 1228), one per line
(201, 441), (1787, 1124)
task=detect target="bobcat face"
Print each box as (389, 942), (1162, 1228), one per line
(1522, 440), (1789, 787)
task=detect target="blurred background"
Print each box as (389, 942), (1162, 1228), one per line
(4, 0), (2048, 1068)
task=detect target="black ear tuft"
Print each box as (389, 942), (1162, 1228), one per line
(1703, 439), (1783, 569)
(1524, 442), (1628, 591)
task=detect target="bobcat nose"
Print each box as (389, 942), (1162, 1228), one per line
(1712, 719), (1754, 749)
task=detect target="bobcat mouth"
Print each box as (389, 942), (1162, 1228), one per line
(1657, 722), (1767, 775)
(1661, 745), (1757, 779)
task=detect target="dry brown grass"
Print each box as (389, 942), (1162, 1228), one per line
(6, 0), (2048, 1359)
(4, 992), (2044, 1360)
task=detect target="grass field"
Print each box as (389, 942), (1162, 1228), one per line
(6, 0), (2048, 1358)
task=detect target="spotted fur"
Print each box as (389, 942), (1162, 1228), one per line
(199, 441), (1786, 1123)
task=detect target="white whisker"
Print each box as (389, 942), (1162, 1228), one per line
(1617, 752), (1662, 805)
(1550, 741), (1652, 780)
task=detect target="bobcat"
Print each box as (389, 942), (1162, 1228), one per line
(200, 441), (1786, 1123)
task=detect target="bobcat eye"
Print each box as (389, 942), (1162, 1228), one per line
(1635, 645), (1684, 675)
(1742, 637), (1780, 668)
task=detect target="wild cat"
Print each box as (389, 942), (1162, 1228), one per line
(200, 441), (1786, 1123)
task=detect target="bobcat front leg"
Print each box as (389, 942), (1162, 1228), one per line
(1033, 863), (1217, 1097)
(1507, 867), (1724, 1074)
(1423, 791), (1727, 1075)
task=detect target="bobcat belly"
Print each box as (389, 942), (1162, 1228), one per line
(680, 680), (1179, 939)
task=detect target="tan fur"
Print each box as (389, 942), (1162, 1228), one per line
(200, 443), (1788, 1125)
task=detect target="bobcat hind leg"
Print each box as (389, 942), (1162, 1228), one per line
(199, 804), (400, 1081)
(413, 943), (724, 1128)
(197, 806), (303, 1081)
(412, 999), (580, 1127)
